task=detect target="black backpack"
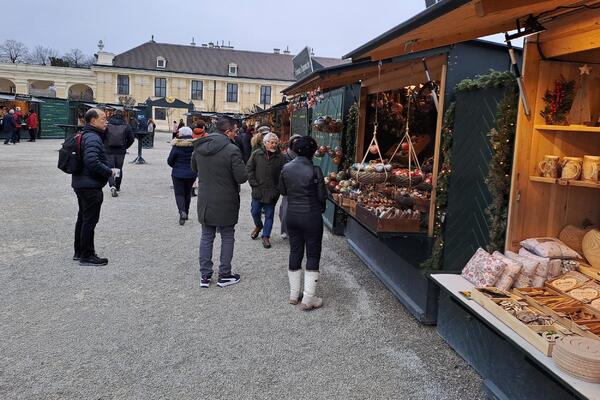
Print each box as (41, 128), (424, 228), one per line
(57, 132), (85, 174)
(105, 123), (128, 147)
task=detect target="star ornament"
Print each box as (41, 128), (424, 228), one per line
(579, 64), (592, 75)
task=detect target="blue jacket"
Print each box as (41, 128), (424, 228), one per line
(167, 139), (195, 179)
(71, 125), (113, 189)
(2, 113), (15, 133)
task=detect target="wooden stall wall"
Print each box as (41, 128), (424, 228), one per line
(507, 39), (600, 249)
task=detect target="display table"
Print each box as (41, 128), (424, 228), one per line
(431, 273), (600, 400)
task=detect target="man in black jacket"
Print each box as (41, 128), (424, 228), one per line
(3, 109), (17, 145)
(72, 108), (115, 266)
(104, 110), (135, 197)
(191, 117), (248, 288)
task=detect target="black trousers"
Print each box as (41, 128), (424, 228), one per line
(28, 128), (37, 141)
(172, 176), (195, 214)
(15, 127), (21, 142)
(107, 154), (125, 190)
(287, 211), (323, 271)
(4, 130), (18, 144)
(74, 188), (103, 258)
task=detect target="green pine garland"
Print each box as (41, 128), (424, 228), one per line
(343, 102), (359, 170)
(421, 102), (455, 270)
(485, 81), (518, 253)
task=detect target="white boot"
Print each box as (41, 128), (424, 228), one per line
(288, 269), (302, 305)
(301, 270), (323, 311)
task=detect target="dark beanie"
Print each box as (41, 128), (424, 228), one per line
(292, 136), (318, 158)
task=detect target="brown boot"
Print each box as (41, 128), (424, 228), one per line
(262, 237), (272, 249)
(250, 226), (262, 239)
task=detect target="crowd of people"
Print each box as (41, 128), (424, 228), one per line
(70, 108), (327, 311)
(2, 106), (38, 144)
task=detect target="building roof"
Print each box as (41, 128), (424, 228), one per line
(112, 42), (347, 82)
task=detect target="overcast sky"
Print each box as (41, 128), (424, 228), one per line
(2, 0), (509, 58)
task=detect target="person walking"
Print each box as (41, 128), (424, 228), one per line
(241, 126), (253, 163)
(13, 106), (23, 143)
(104, 110), (135, 197)
(3, 109), (17, 145)
(172, 120), (178, 139)
(278, 136), (326, 310)
(246, 132), (284, 249)
(191, 117), (248, 288)
(279, 134), (302, 239)
(26, 110), (38, 141)
(72, 108), (116, 266)
(167, 126), (195, 225)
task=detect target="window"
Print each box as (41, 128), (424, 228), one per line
(154, 107), (166, 120)
(226, 83), (238, 103)
(117, 75), (129, 95)
(228, 63), (238, 77)
(191, 80), (203, 100)
(156, 56), (166, 68)
(155, 77), (167, 97)
(260, 86), (272, 105)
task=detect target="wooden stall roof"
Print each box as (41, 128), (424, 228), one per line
(246, 101), (289, 119)
(283, 46), (452, 96)
(344, 0), (598, 61)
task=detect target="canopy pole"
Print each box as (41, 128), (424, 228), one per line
(505, 34), (530, 116)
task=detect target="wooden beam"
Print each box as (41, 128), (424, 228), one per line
(537, 8), (600, 58)
(428, 60), (448, 237)
(356, 87), (368, 162)
(474, 0), (554, 17)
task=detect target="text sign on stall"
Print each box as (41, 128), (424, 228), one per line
(15, 94), (32, 101)
(293, 47), (314, 80)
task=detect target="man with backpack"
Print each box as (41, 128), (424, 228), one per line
(104, 110), (135, 197)
(71, 108), (116, 266)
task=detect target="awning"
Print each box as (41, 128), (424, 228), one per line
(147, 97), (193, 110)
(284, 46), (452, 95)
(0, 93), (45, 103)
(344, 0), (594, 61)
(246, 101), (289, 118)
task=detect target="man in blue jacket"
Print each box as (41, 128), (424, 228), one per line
(3, 109), (17, 145)
(72, 108), (116, 266)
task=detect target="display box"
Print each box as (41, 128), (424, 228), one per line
(471, 288), (568, 356)
(356, 204), (420, 233)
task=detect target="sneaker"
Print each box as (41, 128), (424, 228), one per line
(281, 233), (288, 240)
(217, 273), (240, 287)
(73, 253), (81, 261)
(200, 274), (212, 288)
(179, 211), (186, 226)
(79, 254), (108, 266)
(110, 187), (118, 197)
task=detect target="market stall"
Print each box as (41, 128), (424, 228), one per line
(0, 93), (45, 139)
(329, 40), (517, 323)
(245, 101), (290, 143)
(347, 0), (600, 397)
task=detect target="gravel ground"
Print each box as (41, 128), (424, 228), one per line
(0, 134), (486, 400)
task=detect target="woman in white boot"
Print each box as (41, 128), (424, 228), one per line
(278, 136), (327, 310)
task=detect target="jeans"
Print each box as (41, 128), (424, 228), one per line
(172, 176), (195, 214)
(199, 224), (235, 277)
(3, 131), (17, 144)
(287, 211), (323, 271)
(250, 199), (276, 238)
(74, 188), (103, 258)
(279, 196), (288, 235)
(107, 154), (125, 189)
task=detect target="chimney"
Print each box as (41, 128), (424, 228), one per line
(273, 48), (280, 54)
(191, 37), (196, 46)
(283, 46), (290, 54)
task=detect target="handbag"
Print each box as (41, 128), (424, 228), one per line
(313, 166), (327, 213)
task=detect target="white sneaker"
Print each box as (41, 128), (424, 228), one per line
(110, 187), (118, 197)
(281, 233), (288, 239)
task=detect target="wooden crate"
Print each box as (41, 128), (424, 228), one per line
(356, 204), (420, 233)
(514, 287), (600, 341)
(471, 288), (566, 356)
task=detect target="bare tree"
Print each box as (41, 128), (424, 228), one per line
(0, 40), (29, 63)
(63, 48), (86, 67)
(29, 46), (58, 65)
(81, 54), (96, 67)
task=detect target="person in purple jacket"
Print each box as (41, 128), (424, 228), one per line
(167, 126), (196, 225)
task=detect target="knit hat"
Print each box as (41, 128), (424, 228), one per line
(292, 136), (318, 158)
(178, 126), (193, 139)
(257, 125), (271, 135)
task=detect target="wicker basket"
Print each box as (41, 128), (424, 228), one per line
(390, 174), (423, 187)
(350, 169), (389, 185)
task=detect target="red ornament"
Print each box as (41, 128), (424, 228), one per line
(369, 145), (379, 154)
(402, 142), (409, 152)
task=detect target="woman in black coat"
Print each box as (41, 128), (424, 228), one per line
(278, 136), (326, 311)
(167, 127), (195, 225)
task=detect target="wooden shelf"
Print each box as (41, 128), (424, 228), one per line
(535, 124), (600, 133)
(529, 176), (600, 189)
